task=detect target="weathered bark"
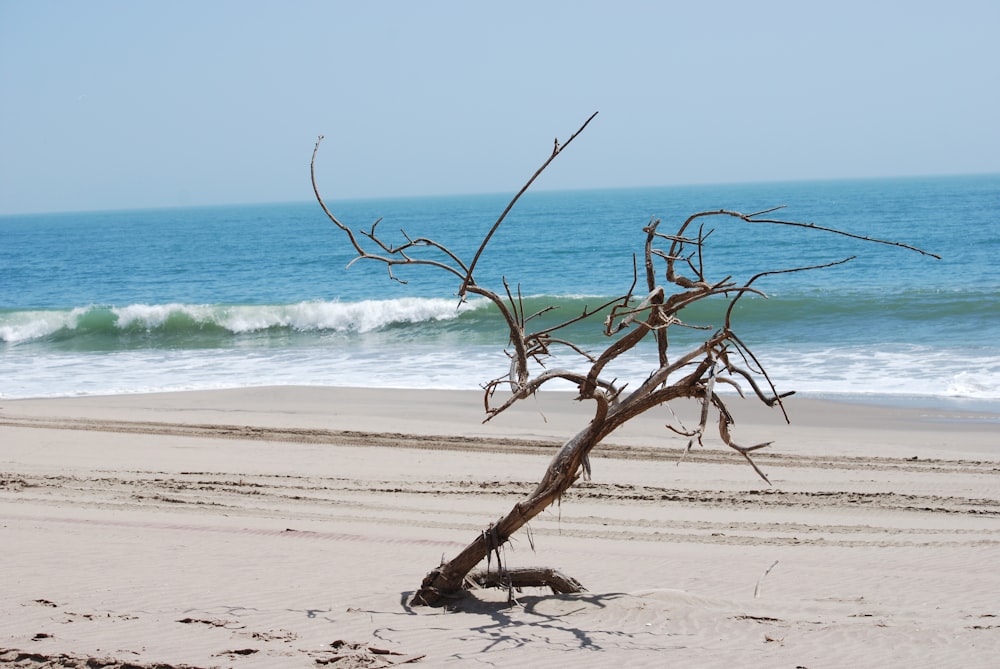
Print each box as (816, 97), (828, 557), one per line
(468, 567), (585, 595)
(411, 378), (705, 607)
(411, 418), (602, 606)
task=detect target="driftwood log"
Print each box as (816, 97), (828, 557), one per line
(311, 113), (937, 607)
(467, 567), (585, 596)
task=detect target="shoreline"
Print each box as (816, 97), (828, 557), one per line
(2, 385), (998, 667)
(5, 382), (999, 413)
(4, 384), (999, 427)
(2, 386), (998, 464)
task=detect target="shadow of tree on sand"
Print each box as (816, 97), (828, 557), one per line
(400, 589), (651, 654)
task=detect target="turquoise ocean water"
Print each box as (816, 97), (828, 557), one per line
(2, 175), (998, 407)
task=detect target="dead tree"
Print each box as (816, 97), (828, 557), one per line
(310, 113), (938, 607)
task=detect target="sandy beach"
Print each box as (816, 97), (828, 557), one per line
(1, 386), (998, 668)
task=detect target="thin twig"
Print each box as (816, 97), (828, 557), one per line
(754, 560), (780, 598)
(459, 112), (599, 296)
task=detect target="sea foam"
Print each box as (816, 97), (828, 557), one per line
(0, 297), (486, 344)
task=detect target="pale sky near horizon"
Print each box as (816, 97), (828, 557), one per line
(1, 0), (998, 215)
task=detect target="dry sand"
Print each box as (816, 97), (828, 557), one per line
(1, 387), (998, 668)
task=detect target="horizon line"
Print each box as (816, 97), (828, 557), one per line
(2, 170), (997, 218)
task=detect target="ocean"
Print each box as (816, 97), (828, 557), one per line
(2, 175), (998, 409)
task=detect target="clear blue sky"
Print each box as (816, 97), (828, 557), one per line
(1, 0), (998, 214)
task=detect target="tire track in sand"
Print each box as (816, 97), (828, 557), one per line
(2, 413), (994, 474)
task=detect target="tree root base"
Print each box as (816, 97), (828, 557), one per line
(466, 567), (586, 595)
(411, 566), (586, 607)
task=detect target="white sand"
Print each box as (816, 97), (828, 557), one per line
(2, 387), (998, 668)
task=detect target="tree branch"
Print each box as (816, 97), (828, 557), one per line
(458, 112), (600, 297)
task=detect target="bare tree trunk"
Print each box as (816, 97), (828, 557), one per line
(412, 383), (697, 607)
(411, 419), (602, 606)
